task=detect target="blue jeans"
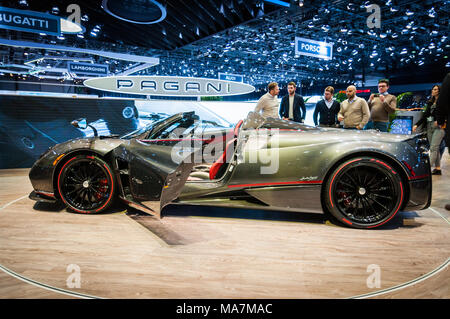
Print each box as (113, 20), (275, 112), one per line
(427, 121), (445, 168)
(364, 121), (389, 132)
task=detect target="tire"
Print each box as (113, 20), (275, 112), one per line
(324, 157), (404, 229)
(57, 155), (115, 214)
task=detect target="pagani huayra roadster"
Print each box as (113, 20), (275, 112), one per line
(29, 111), (432, 229)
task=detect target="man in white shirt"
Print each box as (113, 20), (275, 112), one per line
(254, 82), (280, 119)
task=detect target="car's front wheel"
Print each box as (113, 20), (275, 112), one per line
(57, 155), (115, 214)
(324, 157), (404, 229)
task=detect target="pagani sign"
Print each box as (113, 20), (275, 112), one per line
(83, 76), (255, 97)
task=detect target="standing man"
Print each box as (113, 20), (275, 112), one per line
(365, 79), (397, 132)
(254, 82), (280, 119)
(313, 86), (340, 127)
(337, 85), (370, 130)
(279, 82), (306, 123)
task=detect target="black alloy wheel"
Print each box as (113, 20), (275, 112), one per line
(325, 157), (404, 229)
(57, 155), (115, 213)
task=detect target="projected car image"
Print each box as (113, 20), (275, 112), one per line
(0, 95), (140, 168)
(28, 111), (432, 229)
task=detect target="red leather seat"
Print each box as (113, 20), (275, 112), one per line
(234, 120), (243, 136)
(209, 138), (236, 180)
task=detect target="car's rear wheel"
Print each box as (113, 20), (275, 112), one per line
(57, 155), (115, 214)
(324, 157), (404, 229)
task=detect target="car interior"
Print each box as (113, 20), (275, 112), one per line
(187, 120), (243, 182)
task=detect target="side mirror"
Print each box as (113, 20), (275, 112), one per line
(71, 118), (88, 129)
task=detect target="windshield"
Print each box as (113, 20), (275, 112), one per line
(120, 112), (228, 140)
(120, 122), (154, 139)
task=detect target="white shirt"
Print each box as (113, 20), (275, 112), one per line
(324, 98), (334, 109)
(288, 95), (294, 119)
(254, 92), (279, 119)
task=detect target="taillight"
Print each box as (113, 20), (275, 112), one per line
(416, 137), (429, 155)
(402, 160), (416, 177)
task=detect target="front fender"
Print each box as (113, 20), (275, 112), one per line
(29, 137), (124, 195)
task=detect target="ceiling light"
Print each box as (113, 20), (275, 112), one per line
(428, 8), (436, 18)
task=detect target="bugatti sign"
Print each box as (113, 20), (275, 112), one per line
(0, 6), (83, 36)
(83, 76), (256, 97)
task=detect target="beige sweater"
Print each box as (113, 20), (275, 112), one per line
(368, 94), (397, 122)
(338, 96), (370, 128)
(254, 92), (279, 119)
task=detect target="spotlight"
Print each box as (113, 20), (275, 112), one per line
(428, 7), (436, 18)
(298, 0), (304, 7)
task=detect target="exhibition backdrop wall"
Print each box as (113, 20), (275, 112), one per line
(0, 88), (429, 169)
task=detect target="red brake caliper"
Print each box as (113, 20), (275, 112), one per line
(338, 191), (352, 206)
(96, 178), (108, 200)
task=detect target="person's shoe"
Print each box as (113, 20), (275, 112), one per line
(431, 169), (442, 175)
(445, 203), (450, 211)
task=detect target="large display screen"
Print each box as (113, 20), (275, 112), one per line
(390, 116), (413, 135)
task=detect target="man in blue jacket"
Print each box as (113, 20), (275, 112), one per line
(313, 86), (341, 127)
(279, 82), (306, 123)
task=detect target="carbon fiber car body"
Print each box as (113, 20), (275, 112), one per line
(29, 111), (432, 228)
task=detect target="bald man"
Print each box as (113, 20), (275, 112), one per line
(337, 85), (370, 129)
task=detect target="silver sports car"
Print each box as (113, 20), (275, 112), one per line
(29, 111), (432, 229)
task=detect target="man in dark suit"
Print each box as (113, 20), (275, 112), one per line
(313, 86), (341, 127)
(279, 82), (306, 123)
